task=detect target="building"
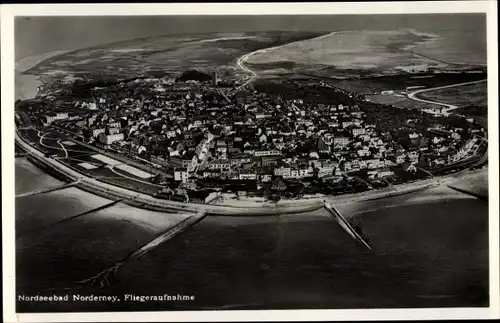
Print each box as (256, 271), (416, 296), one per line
(317, 137), (330, 153)
(108, 121), (121, 128)
(318, 166), (335, 178)
(298, 167), (314, 178)
(261, 155), (281, 167)
(367, 168), (394, 179)
(44, 112), (69, 124)
(334, 136), (350, 147)
(259, 174), (272, 182)
(107, 127), (121, 135)
(208, 159), (231, 170)
(174, 168), (189, 182)
(230, 154), (252, 166)
(352, 128), (366, 137)
(98, 132), (124, 145)
(357, 148), (370, 157)
(274, 166), (291, 177)
(98, 133), (124, 145)
(254, 150), (280, 157)
(271, 177), (287, 191)
(239, 171), (257, 180)
(92, 128), (106, 138)
(203, 169), (222, 178)
(366, 158), (383, 169)
(212, 71), (218, 86)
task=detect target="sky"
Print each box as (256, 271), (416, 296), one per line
(15, 14), (486, 61)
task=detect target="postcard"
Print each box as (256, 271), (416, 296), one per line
(1, 2), (498, 322)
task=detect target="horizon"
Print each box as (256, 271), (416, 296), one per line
(15, 13), (485, 61)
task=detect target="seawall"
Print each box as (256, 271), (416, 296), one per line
(16, 129), (484, 216)
(15, 131), (324, 216)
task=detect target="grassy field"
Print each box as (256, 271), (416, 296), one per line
(246, 29), (486, 79)
(246, 30), (447, 74)
(364, 94), (441, 110)
(297, 72), (487, 95)
(27, 31), (325, 79)
(418, 81), (487, 107)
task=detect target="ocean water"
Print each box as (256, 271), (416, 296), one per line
(15, 157), (64, 195)
(14, 160), (489, 312)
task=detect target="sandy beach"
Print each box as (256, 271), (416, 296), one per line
(15, 50), (67, 100)
(92, 202), (191, 234)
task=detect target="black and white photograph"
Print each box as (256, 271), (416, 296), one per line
(2, 2), (499, 322)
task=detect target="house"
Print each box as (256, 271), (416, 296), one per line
(208, 159), (231, 170)
(367, 168), (394, 179)
(334, 136), (350, 147)
(230, 154), (252, 165)
(403, 162), (418, 173)
(259, 174), (272, 182)
(254, 150), (280, 157)
(318, 166), (335, 178)
(271, 177), (287, 191)
(274, 166), (291, 177)
(92, 128), (106, 138)
(174, 168), (189, 182)
(340, 160), (352, 172)
(408, 151), (419, 163)
(352, 128), (366, 137)
(261, 155), (281, 167)
(239, 171), (257, 180)
(366, 158), (383, 169)
(409, 132), (420, 139)
(357, 148), (370, 157)
(203, 169), (222, 178)
(98, 132), (124, 145)
(317, 137), (330, 153)
(392, 151), (407, 164)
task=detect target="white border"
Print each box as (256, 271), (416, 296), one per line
(2, 2), (499, 322)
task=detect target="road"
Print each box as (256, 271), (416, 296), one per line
(406, 79), (487, 111)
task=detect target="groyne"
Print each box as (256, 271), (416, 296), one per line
(15, 182), (78, 198)
(76, 210), (207, 288)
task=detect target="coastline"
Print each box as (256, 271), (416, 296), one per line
(16, 127), (486, 216)
(15, 52), (487, 216)
(237, 31), (343, 87)
(15, 50), (68, 101)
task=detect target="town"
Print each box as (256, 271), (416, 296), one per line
(15, 69), (488, 204)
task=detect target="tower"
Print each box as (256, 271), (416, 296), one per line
(212, 71), (218, 86)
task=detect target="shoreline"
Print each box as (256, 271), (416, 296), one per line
(16, 127), (486, 216)
(15, 50), (69, 101)
(14, 51), (487, 216)
(236, 31), (343, 87)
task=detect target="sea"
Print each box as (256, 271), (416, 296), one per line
(14, 157), (489, 312)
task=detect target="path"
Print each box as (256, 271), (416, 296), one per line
(57, 139), (69, 158)
(108, 166), (164, 188)
(406, 79), (487, 111)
